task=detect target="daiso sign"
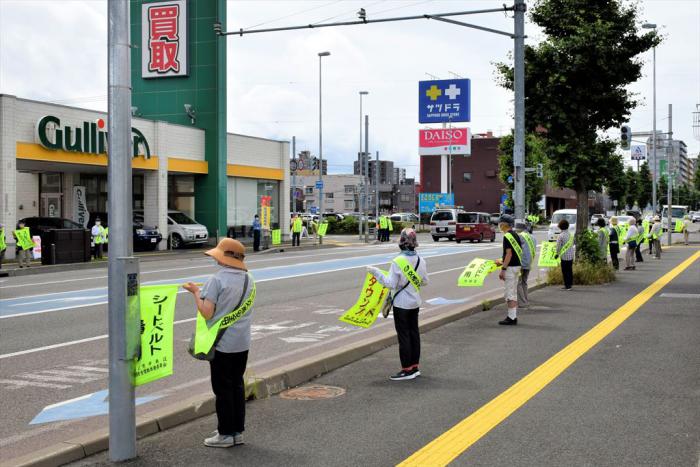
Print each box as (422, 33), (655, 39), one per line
(419, 128), (471, 156)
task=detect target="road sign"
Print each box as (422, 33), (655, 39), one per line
(31, 390), (160, 425)
(419, 79), (471, 123)
(315, 180), (324, 190)
(290, 160), (298, 172)
(418, 193), (454, 213)
(309, 206), (319, 214)
(630, 145), (646, 161)
(419, 128), (471, 155)
(500, 193), (508, 204)
(507, 175), (513, 184)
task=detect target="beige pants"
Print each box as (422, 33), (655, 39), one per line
(517, 268), (530, 307)
(17, 249), (31, 267)
(625, 246), (636, 268)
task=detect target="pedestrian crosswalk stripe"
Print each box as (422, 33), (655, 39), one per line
(399, 250), (700, 466)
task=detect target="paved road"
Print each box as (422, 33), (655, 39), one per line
(0, 232), (549, 460)
(69, 246), (700, 467)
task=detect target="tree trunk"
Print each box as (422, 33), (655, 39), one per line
(576, 188), (589, 237)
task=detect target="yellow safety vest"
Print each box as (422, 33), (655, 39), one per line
(104, 227), (109, 244)
(292, 218), (303, 233)
(0, 228), (6, 251)
(521, 231), (535, 260)
(379, 216), (388, 229)
(559, 232), (574, 255)
(393, 256), (421, 292)
(388, 218), (394, 232)
(94, 225), (106, 244)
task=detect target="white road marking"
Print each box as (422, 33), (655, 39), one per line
(0, 379), (71, 390)
(0, 363), (109, 390)
(659, 293), (700, 299)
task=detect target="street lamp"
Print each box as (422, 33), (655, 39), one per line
(318, 51), (330, 244)
(642, 22), (657, 213)
(359, 91), (369, 240)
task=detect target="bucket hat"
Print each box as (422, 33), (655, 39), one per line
(205, 238), (247, 271)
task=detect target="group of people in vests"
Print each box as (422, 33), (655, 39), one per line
(376, 215), (393, 242)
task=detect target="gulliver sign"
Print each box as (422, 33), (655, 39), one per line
(36, 115), (150, 159)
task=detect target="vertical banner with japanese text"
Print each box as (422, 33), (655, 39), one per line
(260, 195), (272, 230)
(339, 272), (390, 328)
(538, 241), (560, 267)
(133, 285), (178, 386)
(141, 0), (188, 79)
(457, 258), (498, 287)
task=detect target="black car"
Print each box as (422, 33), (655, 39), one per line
(19, 217), (86, 238)
(88, 212), (162, 251)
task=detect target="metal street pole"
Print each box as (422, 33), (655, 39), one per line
(513, 0), (526, 221)
(318, 51), (330, 244)
(364, 114), (370, 243)
(107, 0), (137, 461)
(667, 103), (673, 246)
(359, 91), (368, 239)
(643, 23), (657, 214)
(291, 136), (296, 214)
(375, 150), (379, 222)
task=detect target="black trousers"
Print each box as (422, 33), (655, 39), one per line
(209, 350), (248, 435)
(253, 230), (261, 251)
(292, 232), (300, 246)
(393, 307), (420, 370)
(635, 244), (644, 262)
(609, 245), (620, 270)
(93, 243), (103, 259)
(561, 259), (574, 289)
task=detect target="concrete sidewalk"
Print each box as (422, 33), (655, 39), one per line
(63, 246), (700, 467)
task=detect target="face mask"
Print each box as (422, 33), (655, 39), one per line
(95, 221), (101, 226)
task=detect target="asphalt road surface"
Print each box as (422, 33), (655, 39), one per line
(0, 232), (548, 460)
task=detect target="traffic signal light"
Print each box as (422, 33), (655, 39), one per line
(620, 125), (631, 150)
(536, 163), (544, 178)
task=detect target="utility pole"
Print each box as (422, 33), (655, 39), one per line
(513, 0), (526, 221)
(652, 45), (658, 213)
(364, 115), (370, 243)
(107, 0), (138, 461)
(359, 91), (368, 239)
(375, 150), (380, 222)
(666, 103), (673, 246)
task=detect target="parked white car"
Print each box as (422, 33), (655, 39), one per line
(166, 210), (209, 248)
(547, 209), (577, 241)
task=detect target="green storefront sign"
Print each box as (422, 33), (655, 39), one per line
(130, 0), (228, 236)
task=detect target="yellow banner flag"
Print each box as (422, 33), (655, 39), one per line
(132, 285), (178, 386)
(457, 258), (499, 287)
(538, 241), (560, 267)
(271, 229), (281, 245)
(318, 221), (329, 237)
(339, 272), (390, 328)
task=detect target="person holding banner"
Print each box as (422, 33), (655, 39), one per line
(515, 221), (535, 308)
(495, 215), (522, 325)
(650, 216), (663, 259)
(554, 219), (575, 290)
(608, 217), (621, 270)
(367, 228), (428, 381)
(623, 218), (639, 270)
(0, 223), (6, 270)
(183, 238), (255, 448)
(13, 220), (34, 268)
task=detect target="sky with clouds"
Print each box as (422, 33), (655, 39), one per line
(1, 0), (698, 180)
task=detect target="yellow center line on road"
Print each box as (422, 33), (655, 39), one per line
(399, 249), (700, 467)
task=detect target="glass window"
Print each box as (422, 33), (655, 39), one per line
(458, 213), (478, 223)
(552, 213), (577, 224)
(463, 172), (472, 182)
(431, 211), (454, 221)
(344, 200), (354, 209)
(169, 212), (198, 224)
(344, 185), (355, 194)
(168, 175), (195, 217)
(325, 192), (334, 199)
(40, 173), (62, 194)
(305, 187), (314, 195)
(258, 180), (280, 227)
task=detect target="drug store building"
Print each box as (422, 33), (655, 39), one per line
(0, 94), (290, 256)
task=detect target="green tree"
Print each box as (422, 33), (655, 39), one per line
(624, 166), (639, 209)
(498, 132), (547, 213)
(495, 0), (659, 234)
(658, 175), (668, 205)
(636, 161), (653, 211)
(694, 161), (700, 192)
(605, 155), (628, 211)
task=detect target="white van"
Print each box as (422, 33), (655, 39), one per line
(547, 209), (577, 241)
(660, 205), (689, 231)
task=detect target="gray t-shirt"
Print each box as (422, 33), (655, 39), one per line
(200, 267), (255, 353)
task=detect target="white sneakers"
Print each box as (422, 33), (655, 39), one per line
(204, 431), (244, 448)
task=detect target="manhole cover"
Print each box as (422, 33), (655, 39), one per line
(279, 384), (346, 400)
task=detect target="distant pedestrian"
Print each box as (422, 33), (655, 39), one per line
(91, 218), (106, 259)
(252, 215), (261, 252)
(13, 220), (34, 268)
(291, 215), (302, 247)
(183, 238), (255, 448)
(634, 220), (645, 263)
(515, 221), (535, 308)
(367, 228), (428, 381)
(650, 216), (662, 259)
(0, 223), (6, 270)
(596, 218), (608, 263)
(623, 218), (639, 270)
(683, 215), (692, 245)
(608, 217), (620, 270)
(554, 219), (574, 290)
(496, 214), (522, 324)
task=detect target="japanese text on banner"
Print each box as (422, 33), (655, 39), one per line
(271, 229), (281, 245)
(132, 285), (178, 386)
(457, 258), (498, 287)
(317, 222), (329, 237)
(538, 241), (560, 267)
(339, 272), (390, 328)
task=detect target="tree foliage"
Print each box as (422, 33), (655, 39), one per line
(605, 155), (628, 209)
(495, 0), (659, 233)
(624, 166), (639, 209)
(498, 132), (548, 212)
(636, 161), (653, 210)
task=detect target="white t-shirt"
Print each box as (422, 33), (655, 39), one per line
(368, 253), (429, 310)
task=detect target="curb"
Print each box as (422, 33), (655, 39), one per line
(3, 283), (547, 467)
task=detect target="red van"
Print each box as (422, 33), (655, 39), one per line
(455, 212), (496, 243)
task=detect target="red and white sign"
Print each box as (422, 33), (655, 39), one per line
(419, 128), (471, 156)
(142, 0), (188, 79)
